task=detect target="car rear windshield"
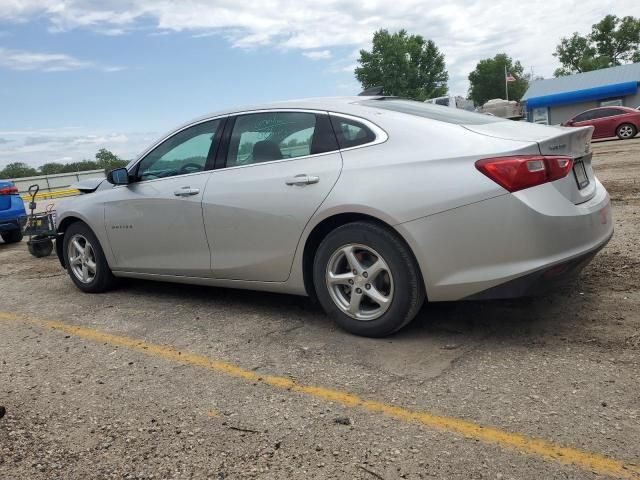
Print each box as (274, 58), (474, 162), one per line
(358, 98), (508, 125)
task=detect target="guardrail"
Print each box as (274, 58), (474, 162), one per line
(21, 188), (80, 201)
(6, 169), (106, 195)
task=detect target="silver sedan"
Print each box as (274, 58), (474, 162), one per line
(55, 97), (613, 337)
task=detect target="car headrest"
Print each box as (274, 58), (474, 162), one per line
(252, 140), (283, 162)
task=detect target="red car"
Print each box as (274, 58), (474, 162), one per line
(563, 106), (640, 140)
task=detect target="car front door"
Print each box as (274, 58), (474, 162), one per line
(104, 117), (225, 276)
(201, 111), (342, 282)
(571, 110), (599, 135)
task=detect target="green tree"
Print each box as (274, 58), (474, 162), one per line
(95, 148), (127, 171)
(39, 162), (66, 175)
(0, 162), (38, 179)
(467, 54), (529, 106)
(355, 29), (448, 101)
(61, 160), (100, 173)
(554, 15), (640, 76)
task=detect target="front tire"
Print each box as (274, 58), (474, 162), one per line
(63, 222), (115, 293)
(313, 221), (425, 337)
(616, 123), (636, 140)
(1, 229), (23, 244)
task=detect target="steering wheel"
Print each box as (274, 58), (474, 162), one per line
(179, 163), (203, 174)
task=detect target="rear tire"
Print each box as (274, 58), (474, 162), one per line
(63, 222), (115, 293)
(616, 123), (636, 140)
(1, 229), (23, 244)
(313, 221), (425, 337)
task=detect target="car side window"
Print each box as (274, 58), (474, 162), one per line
(573, 112), (591, 122)
(603, 108), (624, 117)
(591, 108), (619, 119)
(330, 116), (376, 149)
(136, 119), (222, 181)
(226, 112), (337, 167)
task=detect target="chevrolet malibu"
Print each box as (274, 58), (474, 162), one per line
(55, 97), (613, 337)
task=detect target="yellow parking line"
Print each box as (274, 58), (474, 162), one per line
(1, 310), (638, 479)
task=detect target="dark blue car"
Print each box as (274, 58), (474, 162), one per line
(0, 180), (27, 244)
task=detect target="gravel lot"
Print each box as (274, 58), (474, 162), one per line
(1, 138), (639, 479)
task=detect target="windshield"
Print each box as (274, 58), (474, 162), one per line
(358, 98), (507, 125)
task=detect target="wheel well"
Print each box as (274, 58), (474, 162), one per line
(302, 213), (425, 301)
(55, 216), (84, 267)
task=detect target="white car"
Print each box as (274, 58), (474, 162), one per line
(55, 96), (612, 337)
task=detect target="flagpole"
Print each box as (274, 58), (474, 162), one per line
(504, 65), (509, 101)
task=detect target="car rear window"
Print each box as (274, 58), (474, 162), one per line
(329, 116), (376, 149)
(358, 98), (507, 125)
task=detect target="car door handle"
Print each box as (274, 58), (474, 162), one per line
(173, 187), (200, 197)
(285, 174), (320, 186)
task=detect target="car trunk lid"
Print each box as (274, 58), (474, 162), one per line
(463, 122), (596, 204)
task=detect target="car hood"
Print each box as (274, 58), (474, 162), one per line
(72, 177), (106, 193)
(462, 122), (593, 158)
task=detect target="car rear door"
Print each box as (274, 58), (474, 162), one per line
(103, 117), (225, 276)
(201, 110), (342, 282)
(596, 108), (623, 138)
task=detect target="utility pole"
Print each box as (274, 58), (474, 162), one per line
(504, 64), (509, 101)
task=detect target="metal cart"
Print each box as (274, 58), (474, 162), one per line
(22, 185), (57, 258)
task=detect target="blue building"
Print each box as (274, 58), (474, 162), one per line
(522, 63), (640, 125)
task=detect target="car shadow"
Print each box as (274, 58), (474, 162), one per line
(114, 277), (568, 346)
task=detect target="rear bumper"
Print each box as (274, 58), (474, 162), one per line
(396, 178), (613, 301)
(0, 216), (27, 232)
(0, 195), (28, 232)
(464, 230), (611, 299)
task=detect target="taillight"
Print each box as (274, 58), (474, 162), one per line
(0, 185), (18, 195)
(475, 155), (573, 193)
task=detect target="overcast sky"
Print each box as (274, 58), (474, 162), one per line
(1, 0), (639, 168)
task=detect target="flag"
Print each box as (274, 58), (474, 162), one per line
(505, 72), (516, 82)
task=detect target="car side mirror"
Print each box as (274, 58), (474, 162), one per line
(107, 167), (130, 185)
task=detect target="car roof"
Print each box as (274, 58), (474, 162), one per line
(194, 96), (379, 121)
(579, 105), (637, 114)
(153, 96), (388, 146)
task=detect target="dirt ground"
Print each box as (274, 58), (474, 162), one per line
(1, 138), (639, 479)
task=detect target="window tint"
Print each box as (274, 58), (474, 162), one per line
(573, 111), (593, 122)
(137, 119), (222, 181)
(330, 116), (376, 149)
(435, 97), (450, 106)
(226, 112), (337, 167)
(586, 108), (623, 120)
(359, 98), (507, 125)
(600, 108), (624, 117)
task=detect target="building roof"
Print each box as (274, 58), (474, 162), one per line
(522, 62), (640, 100)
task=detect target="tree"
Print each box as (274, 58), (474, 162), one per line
(39, 163), (66, 175)
(467, 54), (529, 106)
(0, 162), (38, 179)
(355, 29), (448, 101)
(554, 15), (640, 76)
(95, 148), (125, 170)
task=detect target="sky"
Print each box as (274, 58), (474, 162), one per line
(0, 1), (639, 168)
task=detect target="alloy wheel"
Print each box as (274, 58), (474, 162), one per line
(68, 234), (97, 284)
(619, 125), (634, 138)
(325, 243), (394, 321)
